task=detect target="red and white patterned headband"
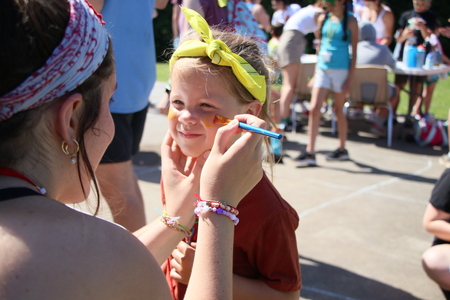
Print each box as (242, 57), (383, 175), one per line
(0, 0), (109, 121)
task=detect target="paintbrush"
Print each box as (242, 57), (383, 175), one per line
(213, 115), (282, 140)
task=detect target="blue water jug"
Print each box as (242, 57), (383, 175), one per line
(406, 45), (417, 68)
(416, 46), (426, 68)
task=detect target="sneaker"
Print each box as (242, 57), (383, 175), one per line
(439, 153), (450, 168)
(326, 148), (349, 161)
(295, 152), (317, 167)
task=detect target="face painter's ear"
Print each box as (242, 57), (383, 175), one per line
(246, 100), (262, 116)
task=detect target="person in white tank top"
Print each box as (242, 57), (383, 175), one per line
(359, 0), (394, 46)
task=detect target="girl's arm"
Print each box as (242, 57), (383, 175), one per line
(252, 4), (272, 33)
(381, 9), (395, 46)
(423, 203), (450, 241)
(134, 132), (206, 265)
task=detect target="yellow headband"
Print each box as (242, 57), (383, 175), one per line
(169, 7), (266, 104)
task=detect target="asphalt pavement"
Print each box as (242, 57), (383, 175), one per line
(81, 81), (448, 300)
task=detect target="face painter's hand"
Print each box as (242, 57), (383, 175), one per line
(199, 114), (265, 208)
(161, 131), (208, 225)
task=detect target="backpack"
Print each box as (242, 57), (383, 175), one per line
(413, 116), (448, 147)
(226, 0), (268, 54)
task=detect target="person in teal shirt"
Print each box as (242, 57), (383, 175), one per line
(296, 0), (358, 166)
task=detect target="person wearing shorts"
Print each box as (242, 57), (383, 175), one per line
(391, 0), (437, 118)
(277, 1), (325, 130)
(93, 0), (168, 232)
(296, 0), (358, 167)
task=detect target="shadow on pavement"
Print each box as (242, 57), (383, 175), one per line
(300, 256), (421, 300)
(318, 159), (437, 185)
(132, 151), (161, 184)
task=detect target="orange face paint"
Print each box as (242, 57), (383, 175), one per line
(167, 109), (177, 121)
(212, 114), (233, 125)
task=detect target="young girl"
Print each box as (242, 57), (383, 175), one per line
(160, 8), (301, 300)
(296, 0), (358, 166)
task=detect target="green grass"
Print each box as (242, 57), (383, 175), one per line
(388, 73), (450, 120)
(157, 62), (450, 120)
(157, 62), (170, 83)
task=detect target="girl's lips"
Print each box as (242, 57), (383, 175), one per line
(179, 131), (201, 139)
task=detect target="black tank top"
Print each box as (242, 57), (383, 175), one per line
(0, 188), (43, 202)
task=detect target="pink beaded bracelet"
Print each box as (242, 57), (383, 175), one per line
(193, 194), (240, 225)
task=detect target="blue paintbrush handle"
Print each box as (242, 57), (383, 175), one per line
(238, 122), (283, 139)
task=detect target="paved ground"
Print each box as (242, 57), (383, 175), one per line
(80, 82), (448, 300)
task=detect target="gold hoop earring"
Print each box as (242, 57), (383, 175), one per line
(61, 139), (80, 164)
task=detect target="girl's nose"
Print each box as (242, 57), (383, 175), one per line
(178, 109), (199, 125)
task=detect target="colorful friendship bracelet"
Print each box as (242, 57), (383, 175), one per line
(193, 194), (240, 225)
(158, 208), (193, 237)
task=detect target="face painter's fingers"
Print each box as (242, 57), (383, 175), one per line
(199, 114), (264, 207)
(189, 150), (209, 183)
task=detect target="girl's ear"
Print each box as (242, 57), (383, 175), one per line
(55, 93), (84, 142)
(246, 99), (263, 116)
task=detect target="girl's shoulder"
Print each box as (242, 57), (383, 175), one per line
(0, 199), (169, 299)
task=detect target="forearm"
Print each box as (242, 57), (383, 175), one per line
(233, 274), (299, 300)
(134, 215), (195, 265)
(185, 212), (235, 300)
(425, 219), (450, 242)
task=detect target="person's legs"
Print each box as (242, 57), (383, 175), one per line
(307, 86), (329, 154)
(332, 91), (348, 150)
(422, 81), (437, 116)
(422, 245), (450, 294)
(279, 63), (300, 122)
(392, 75), (408, 115)
(97, 106), (148, 231)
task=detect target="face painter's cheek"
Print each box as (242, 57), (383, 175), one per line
(167, 109), (177, 121)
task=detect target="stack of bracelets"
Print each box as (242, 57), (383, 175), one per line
(160, 208), (193, 237)
(194, 193), (240, 225)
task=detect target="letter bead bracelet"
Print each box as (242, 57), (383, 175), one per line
(194, 193), (240, 225)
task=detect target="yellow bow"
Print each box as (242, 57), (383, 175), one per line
(169, 7), (266, 104)
(218, 0), (227, 8)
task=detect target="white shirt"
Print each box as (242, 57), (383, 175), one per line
(283, 5), (320, 35)
(271, 3), (301, 25)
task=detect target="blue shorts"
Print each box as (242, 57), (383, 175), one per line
(313, 68), (349, 93)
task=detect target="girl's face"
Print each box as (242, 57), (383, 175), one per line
(169, 59), (258, 158)
(363, 0), (377, 8)
(324, 0), (344, 12)
(271, 0), (283, 10)
(413, 0), (431, 13)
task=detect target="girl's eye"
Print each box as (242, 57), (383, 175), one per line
(171, 100), (184, 108)
(109, 97), (115, 105)
(200, 102), (214, 108)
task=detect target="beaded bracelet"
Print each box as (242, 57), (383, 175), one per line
(158, 208), (192, 237)
(193, 194), (239, 215)
(193, 194), (240, 225)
